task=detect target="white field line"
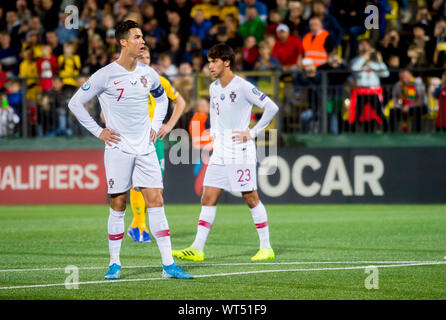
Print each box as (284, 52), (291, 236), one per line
(0, 261), (445, 290)
(0, 260), (435, 273)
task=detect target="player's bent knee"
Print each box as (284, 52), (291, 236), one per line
(110, 193), (127, 211)
(242, 191), (260, 209)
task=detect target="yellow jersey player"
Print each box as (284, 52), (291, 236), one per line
(127, 45), (186, 243)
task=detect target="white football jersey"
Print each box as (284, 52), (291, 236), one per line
(209, 75), (270, 165)
(69, 61), (164, 155)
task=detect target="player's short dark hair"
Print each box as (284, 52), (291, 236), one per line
(207, 43), (235, 68)
(115, 20), (140, 48)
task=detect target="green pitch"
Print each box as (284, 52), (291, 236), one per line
(0, 204), (445, 300)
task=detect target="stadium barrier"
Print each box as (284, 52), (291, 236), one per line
(2, 146), (445, 205)
(2, 68), (445, 139)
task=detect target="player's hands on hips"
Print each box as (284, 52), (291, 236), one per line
(150, 128), (158, 143)
(157, 123), (173, 140)
(99, 128), (121, 146)
(232, 129), (252, 144)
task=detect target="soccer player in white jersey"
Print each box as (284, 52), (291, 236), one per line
(172, 43), (279, 262)
(68, 20), (192, 280)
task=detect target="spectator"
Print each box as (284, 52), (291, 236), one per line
(408, 24), (433, 66)
(19, 47), (39, 105)
(191, 51), (205, 73)
(22, 31), (42, 59)
(265, 9), (282, 36)
(318, 52), (349, 134)
(285, 1), (306, 39)
(105, 29), (118, 59)
(0, 32), (20, 75)
(334, 0), (367, 60)
(296, 61), (322, 133)
(36, 44), (58, 93)
(378, 30), (408, 67)
(415, 7), (434, 38)
(190, 0), (220, 23)
(190, 9), (213, 42)
(433, 70), (446, 131)
(42, 76), (70, 136)
(174, 62), (195, 116)
(239, 0), (268, 25)
(46, 31), (63, 57)
(311, 0), (344, 49)
(28, 15), (45, 44)
(0, 96), (20, 137)
(433, 18), (446, 70)
(203, 19), (244, 52)
(5, 10), (21, 49)
(55, 12), (79, 45)
(0, 62), (7, 92)
(40, 0), (60, 32)
(390, 70), (427, 133)
(301, 0), (313, 21)
(254, 40), (281, 72)
(58, 42), (81, 97)
(349, 40), (389, 133)
(272, 23), (303, 73)
(302, 17), (334, 68)
(158, 52), (179, 81)
(219, 0), (239, 23)
(167, 33), (184, 67)
(86, 34), (108, 74)
(189, 98), (212, 151)
(5, 79), (22, 120)
(16, 0), (32, 26)
(276, 0), (289, 22)
(264, 33), (276, 51)
(239, 5), (267, 43)
(184, 35), (204, 66)
(242, 35), (259, 70)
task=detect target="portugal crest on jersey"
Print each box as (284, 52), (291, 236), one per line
(140, 76), (147, 88)
(230, 91), (237, 103)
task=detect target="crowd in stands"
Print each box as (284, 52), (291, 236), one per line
(0, 0), (446, 137)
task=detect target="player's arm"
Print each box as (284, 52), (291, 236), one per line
(67, 73), (120, 146)
(149, 69), (168, 142)
(157, 81), (186, 139)
(233, 86), (279, 143)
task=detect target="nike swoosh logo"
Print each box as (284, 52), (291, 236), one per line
(114, 81), (122, 85)
(241, 183), (248, 186)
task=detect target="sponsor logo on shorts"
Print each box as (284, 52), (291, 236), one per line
(108, 178), (114, 189)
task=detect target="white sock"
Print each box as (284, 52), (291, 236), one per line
(148, 206), (174, 266)
(250, 202), (271, 249)
(191, 206), (217, 250)
(108, 208), (125, 266)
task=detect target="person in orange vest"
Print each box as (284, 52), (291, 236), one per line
(301, 16), (335, 68)
(189, 98), (213, 196)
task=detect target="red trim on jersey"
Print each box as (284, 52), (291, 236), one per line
(108, 232), (124, 240)
(155, 229), (170, 238)
(198, 220), (212, 229)
(255, 222), (268, 229)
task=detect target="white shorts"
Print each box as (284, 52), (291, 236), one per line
(203, 163), (257, 192)
(104, 147), (163, 194)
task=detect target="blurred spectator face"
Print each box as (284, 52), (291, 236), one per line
(168, 11), (181, 26)
(46, 31), (58, 46)
(264, 34), (276, 49)
(102, 14), (115, 30)
(6, 11), (18, 25)
(63, 42), (74, 56)
(168, 33), (181, 49)
(197, 98), (210, 114)
(288, 1), (302, 11)
(388, 55), (400, 68)
(246, 0), (256, 5)
(179, 62), (193, 75)
(269, 11), (281, 24)
(0, 33), (11, 49)
(224, 15), (237, 31)
(194, 10), (205, 24)
(138, 49), (150, 65)
(416, 8), (431, 22)
(244, 35), (256, 49)
(17, 0), (28, 11)
(42, 0), (53, 10)
(159, 55), (172, 69)
(142, 3), (155, 19)
(225, 0), (236, 5)
(53, 77), (63, 91)
(413, 26), (425, 41)
(276, 24), (290, 42)
(246, 7), (258, 21)
(277, 0), (287, 8)
(358, 40), (372, 55)
(258, 42), (271, 57)
(30, 16), (41, 31)
(41, 45), (52, 58)
(313, 2), (326, 16)
(435, 20), (446, 37)
(23, 48), (34, 60)
(399, 70), (412, 85)
(7, 80), (21, 93)
(26, 32), (39, 45)
(328, 52), (342, 67)
(309, 17), (322, 34)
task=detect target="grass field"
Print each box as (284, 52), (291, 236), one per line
(0, 204), (445, 300)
